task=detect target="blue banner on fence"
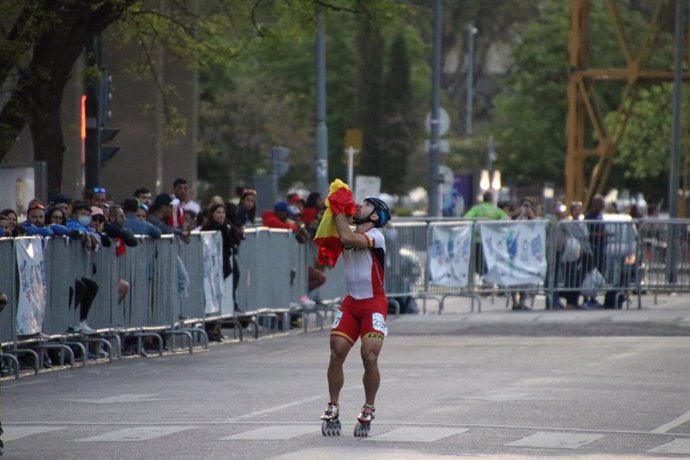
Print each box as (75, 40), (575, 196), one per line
(16, 238), (47, 335)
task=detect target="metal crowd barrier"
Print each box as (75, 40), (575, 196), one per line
(3, 217), (690, 378)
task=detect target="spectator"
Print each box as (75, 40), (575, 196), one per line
(510, 198), (535, 310)
(464, 191), (509, 286)
(263, 200), (325, 305)
(133, 187), (152, 207)
(263, 200), (310, 247)
(89, 186), (108, 209)
(105, 204), (138, 303)
(149, 193), (189, 242)
(46, 207), (68, 226)
(236, 189), (257, 226)
(0, 209), (22, 237)
(302, 191), (325, 237)
(89, 207), (111, 246)
(66, 202), (102, 251)
(136, 202), (149, 221)
(122, 198), (161, 238)
(168, 177), (190, 229)
(202, 203), (243, 339)
(583, 195), (607, 309)
(21, 201), (71, 237)
(21, 202), (52, 236)
(0, 215), (11, 236)
(49, 193), (72, 215)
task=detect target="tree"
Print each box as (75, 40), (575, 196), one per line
(0, 0), (403, 195)
(491, 0), (655, 189)
(0, 1), (135, 194)
(379, 32), (417, 194)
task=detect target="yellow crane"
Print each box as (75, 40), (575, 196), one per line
(566, 0), (690, 209)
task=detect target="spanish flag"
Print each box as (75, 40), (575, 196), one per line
(314, 179), (356, 268)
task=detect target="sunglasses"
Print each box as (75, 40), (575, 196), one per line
(91, 216), (105, 223)
(93, 187), (107, 194)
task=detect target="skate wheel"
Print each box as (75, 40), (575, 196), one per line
(321, 419), (341, 436)
(353, 422), (370, 437)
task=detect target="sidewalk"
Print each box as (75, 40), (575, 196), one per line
(391, 293), (690, 337)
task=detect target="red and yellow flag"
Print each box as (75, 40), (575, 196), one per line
(314, 179), (355, 268)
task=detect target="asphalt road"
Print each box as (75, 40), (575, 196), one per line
(3, 295), (690, 459)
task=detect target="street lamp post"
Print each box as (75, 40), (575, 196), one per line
(465, 25), (478, 136)
(428, 0), (442, 217)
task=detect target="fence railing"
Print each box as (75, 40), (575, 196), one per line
(2, 217), (689, 376)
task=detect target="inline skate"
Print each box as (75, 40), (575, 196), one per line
(353, 403), (375, 437)
(320, 402), (341, 436)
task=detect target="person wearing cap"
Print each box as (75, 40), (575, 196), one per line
(262, 201), (304, 232)
(148, 193), (190, 243)
(88, 186), (107, 209)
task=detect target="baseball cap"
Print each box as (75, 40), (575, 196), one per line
(274, 201), (290, 214)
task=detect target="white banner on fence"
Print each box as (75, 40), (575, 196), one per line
(429, 225), (472, 286)
(16, 238), (47, 335)
(202, 232), (224, 315)
(480, 221), (547, 287)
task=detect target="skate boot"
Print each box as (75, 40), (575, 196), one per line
(320, 402), (341, 436)
(353, 403), (375, 437)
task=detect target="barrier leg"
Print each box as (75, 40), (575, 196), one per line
(0, 353), (21, 379)
(40, 344), (75, 370)
(133, 332), (164, 356)
(185, 327), (209, 348)
(220, 318), (244, 341)
(58, 342), (87, 367)
(164, 330), (193, 353)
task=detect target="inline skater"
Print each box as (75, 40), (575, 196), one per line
(320, 196), (391, 437)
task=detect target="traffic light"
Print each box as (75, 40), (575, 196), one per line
(100, 126), (120, 165)
(98, 70), (119, 165)
(272, 146), (290, 177)
(100, 72), (113, 122)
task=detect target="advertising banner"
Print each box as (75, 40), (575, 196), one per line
(16, 238), (46, 335)
(480, 221), (547, 286)
(429, 225), (472, 287)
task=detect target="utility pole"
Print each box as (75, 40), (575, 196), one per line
(428, 0), (442, 217)
(314, 10), (329, 195)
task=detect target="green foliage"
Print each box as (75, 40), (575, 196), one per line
(491, 0), (660, 190)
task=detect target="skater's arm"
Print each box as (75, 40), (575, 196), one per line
(334, 214), (373, 249)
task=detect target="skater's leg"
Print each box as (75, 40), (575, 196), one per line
(360, 336), (383, 405)
(327, 335), (352, 404)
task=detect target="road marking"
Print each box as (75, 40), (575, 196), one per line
(76, 426), (195, 442)
(2, 426), (65, 441)
(506, 432), (604, 449)
(221, 425), (315, 440)
(651, 409), (690, 434)
(223, 379), (398, 422)
(462, 391), (533, 401)
(367, 427), (467, 442)
(63, 394), (169, 404)
(648, 438), (690, 454)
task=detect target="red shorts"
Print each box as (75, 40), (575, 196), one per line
(330, 295), (388, 345)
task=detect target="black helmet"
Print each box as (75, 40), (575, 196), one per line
(364, 196), (391, 228)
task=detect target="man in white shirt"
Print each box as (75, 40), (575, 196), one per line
(320, 196), (391, 436)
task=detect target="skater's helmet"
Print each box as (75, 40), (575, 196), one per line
(363, 196), (391, 228)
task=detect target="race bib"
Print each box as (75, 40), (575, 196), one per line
(331, 309), (343, 329)
(372, 312), (388, 336)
